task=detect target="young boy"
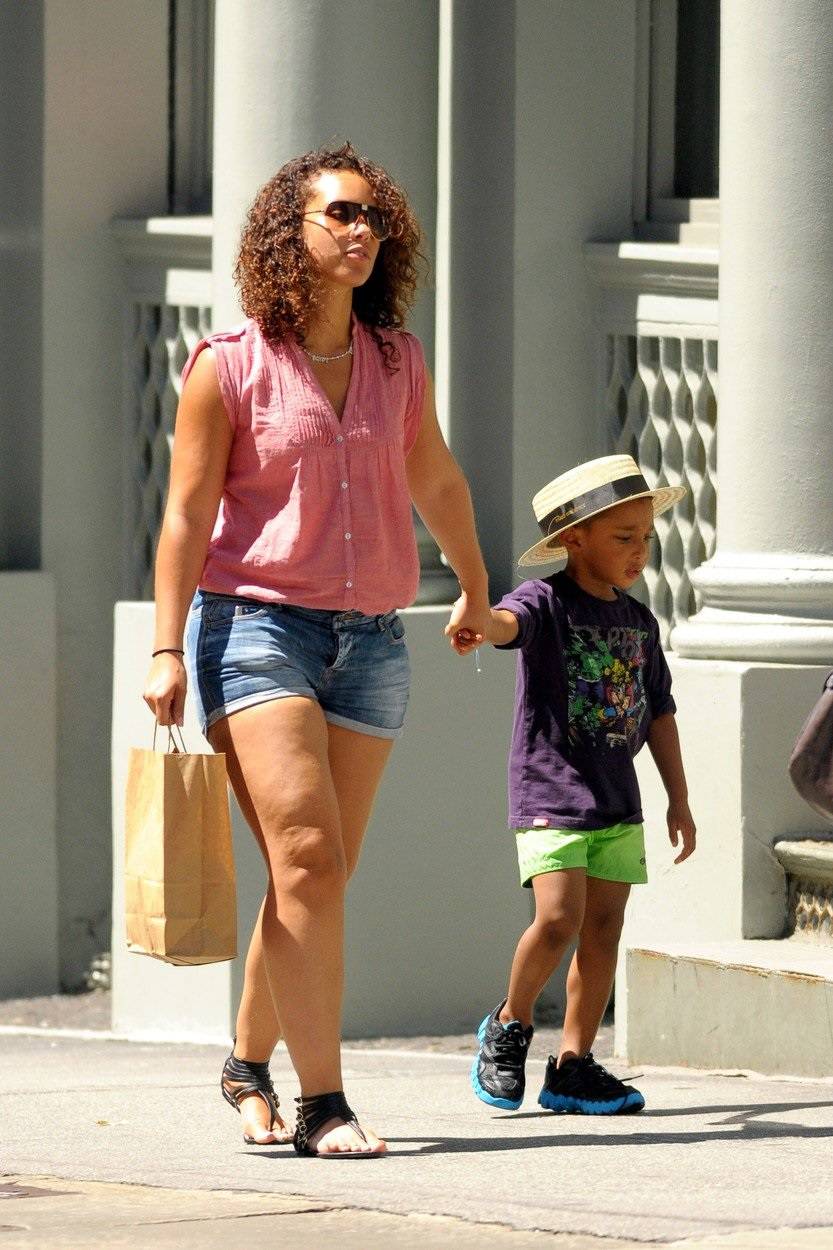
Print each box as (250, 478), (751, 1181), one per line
(453, 455), (696, 1115)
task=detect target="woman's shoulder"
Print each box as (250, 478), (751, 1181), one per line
(182, 321), (265, 409)
(201, 319), (261, 352)
(199, 319), (284, 378)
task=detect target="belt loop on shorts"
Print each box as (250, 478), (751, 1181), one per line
(375, 615), (386, 632)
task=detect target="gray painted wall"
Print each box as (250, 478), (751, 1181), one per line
(8, 0), (645, 994)
(0, 3), (43, 569)
(436, 0), (640, 599)
(40, 0), (168, 986)
(511, 1), (639, 573)
(0, 574), (57, 996)
(443, 0), (517, 597)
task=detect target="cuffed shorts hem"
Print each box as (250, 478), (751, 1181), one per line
(202, 688), (315, 735)
(514, 822), (648, 889)
(202, 693), (404, 741)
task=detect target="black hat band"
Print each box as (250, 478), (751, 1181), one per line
(539, 474), (651, 539)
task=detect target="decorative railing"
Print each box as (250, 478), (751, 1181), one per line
(127, 301), (212, 598)
(585, 242), (719, 645)
(113, 218), (212, 599)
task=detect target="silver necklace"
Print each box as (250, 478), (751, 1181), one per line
(302, 341), (353, 364)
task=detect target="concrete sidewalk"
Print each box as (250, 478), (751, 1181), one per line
(2, 1031), (833, 1248)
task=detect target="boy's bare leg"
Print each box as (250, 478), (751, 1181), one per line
(559, 877), (630, 1063)
(502, 868), (586, 1028)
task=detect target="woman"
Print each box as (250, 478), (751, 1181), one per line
(143, 143), (490, 1158)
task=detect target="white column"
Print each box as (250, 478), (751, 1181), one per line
(673, 0), (833, 661)
(41, 0), (168, 988)
(212, 0), (438, 341)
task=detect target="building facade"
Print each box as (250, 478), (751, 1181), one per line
(2, 1), (831, 1066)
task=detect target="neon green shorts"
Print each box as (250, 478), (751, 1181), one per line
(514, 821), (648, 889)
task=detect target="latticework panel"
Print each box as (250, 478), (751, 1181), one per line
(788, 879), (833, 945)
(127, 302), (211, 598)
(605, 333), (718, 644)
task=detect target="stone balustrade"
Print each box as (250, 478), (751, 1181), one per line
(585, 240), (718, 645)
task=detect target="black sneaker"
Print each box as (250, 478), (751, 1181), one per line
(538, 1052), (645, 1115)
(470, 1002), (533, 1110)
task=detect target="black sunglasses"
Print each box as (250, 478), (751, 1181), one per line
(304, 200), (389, 241)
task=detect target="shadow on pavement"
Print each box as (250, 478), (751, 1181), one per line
(504, 1098), (833, 1123)
(410, 1128), (833, 1153)
(245, 1110), (833, 1158)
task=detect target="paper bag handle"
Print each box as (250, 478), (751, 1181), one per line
(152, 723), (188, 754)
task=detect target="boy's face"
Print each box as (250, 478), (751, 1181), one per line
(562, 497), (655, 591)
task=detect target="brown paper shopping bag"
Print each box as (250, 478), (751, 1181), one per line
(124, 728), (237, 964)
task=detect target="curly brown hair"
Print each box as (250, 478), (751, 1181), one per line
(235, 142), (425, 369)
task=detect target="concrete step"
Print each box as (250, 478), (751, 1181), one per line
(774, 838), (833, 880)
(625, 939), (833, 1078)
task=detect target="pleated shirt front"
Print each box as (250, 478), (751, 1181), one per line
(181, 317), (426, 614)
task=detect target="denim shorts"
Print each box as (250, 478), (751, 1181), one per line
(185, 590), (411, 739)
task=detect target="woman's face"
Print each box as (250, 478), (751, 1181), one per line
(301, 169), (382, 290)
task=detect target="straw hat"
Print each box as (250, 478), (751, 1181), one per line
(517, 454), (686, 567)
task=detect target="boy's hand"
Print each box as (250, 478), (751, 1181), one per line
(667, 800), (696, 864)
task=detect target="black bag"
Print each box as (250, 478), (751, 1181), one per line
(788, 673), (833, 822)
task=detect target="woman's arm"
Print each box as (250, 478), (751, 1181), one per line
(142, 350), (233, 726)
(406, 371), (491, 648)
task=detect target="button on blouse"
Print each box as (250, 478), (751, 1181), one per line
(181, 317), (426, 614)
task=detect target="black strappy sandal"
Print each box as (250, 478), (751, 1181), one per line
(221, 1047), (289, 1145)
(293, 1090), (381, 1159)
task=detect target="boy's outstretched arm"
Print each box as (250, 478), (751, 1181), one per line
(448, 607), (519, 654)
(646, 713), (696, 864)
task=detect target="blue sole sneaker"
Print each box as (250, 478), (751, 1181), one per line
(537, 1052), (645, 1115)
(470, 1002), (533, 1111)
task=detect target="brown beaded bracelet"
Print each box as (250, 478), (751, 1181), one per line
(152, 648), (185, 658)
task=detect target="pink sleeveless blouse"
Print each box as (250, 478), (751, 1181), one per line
(181, 317), (426, 614)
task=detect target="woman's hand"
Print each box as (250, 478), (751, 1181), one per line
(143, 654), (187, 727)
(444, 592), (491, 655)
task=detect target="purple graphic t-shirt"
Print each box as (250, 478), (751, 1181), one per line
(495, 571), (676, 830)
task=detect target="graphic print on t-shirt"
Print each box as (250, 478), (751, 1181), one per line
(566, 625), (649, 751)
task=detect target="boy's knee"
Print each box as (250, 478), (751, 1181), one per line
(534, 911), (582, 950)
(583, 908), (625, 951)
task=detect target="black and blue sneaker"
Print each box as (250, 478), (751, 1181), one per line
(470, 1002), (533, 1110)
(538, 1052), (645, 1115)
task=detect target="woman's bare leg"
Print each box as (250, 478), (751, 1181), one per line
(234, 897), (274, 1056)
(235, 722), (393, 1026)
(213, 699), (393, 1153)
(223, 896), (290, 1143)
(326, 721), (395, 877)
